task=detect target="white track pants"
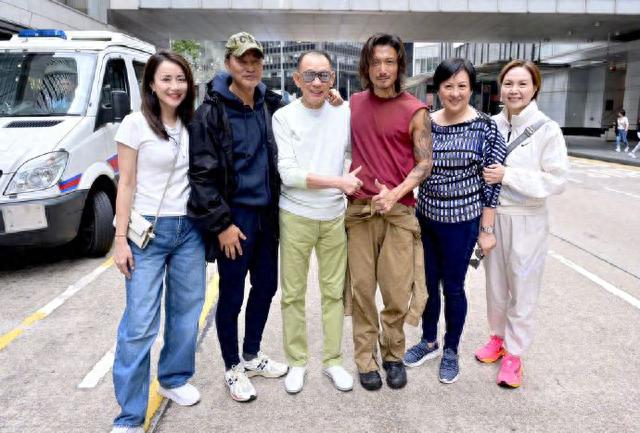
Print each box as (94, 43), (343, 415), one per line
(483, 211), (548, 356)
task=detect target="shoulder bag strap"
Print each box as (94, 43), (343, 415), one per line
(506, 118), (549, 157)
(151, 126), (183, 230)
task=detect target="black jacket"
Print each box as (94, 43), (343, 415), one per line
(187, 82), (284, 262)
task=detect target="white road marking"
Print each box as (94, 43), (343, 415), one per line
(0, 258), (113, 351)
(549, 250), (640, 310)
(39, 262), (112, 316)
(604, 187), (640, 200)
(78, 345), (115, 389)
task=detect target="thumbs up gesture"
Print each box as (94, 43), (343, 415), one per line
(339, 166), (364, 195)
(372, 178), (397, 214)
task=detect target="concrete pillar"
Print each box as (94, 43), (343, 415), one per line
(87, 0), (108, 23)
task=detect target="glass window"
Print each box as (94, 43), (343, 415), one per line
(132, 60), (145, 90)
(96, 58), (129, 129)
(0, 52), (96, 117)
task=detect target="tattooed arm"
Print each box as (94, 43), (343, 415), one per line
(372, 108), (433, 213)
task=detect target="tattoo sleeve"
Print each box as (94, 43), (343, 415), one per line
(408, 110), (434, 182)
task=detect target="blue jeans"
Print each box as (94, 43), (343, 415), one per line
(216, 205), (278, 369)
(113, 216), (205, 428)
(419, 214), (480, 353)
(616, 129), (628, 148)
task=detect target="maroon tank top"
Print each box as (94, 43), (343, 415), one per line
(349, 90), (426, 207)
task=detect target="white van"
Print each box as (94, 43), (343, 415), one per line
(0, 30), (154, 256)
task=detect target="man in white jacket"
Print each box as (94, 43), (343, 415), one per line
(272, 50), (361, 394)
(479, 60), (569, 388)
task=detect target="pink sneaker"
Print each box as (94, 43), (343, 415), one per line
(497, 353), (523, 388)
(474, 335), (505, 363)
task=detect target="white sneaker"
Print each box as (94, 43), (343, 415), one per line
(225, 364), (257, 402)
(625, 147), (630, 152)
(616, 148), (621, 152)
(323, 365), (354, 392)
(158, 383), (200, 406)
(284, 366), (307, 394)
(629, 152), (637, 158)
(110, 427), (144, 433)
(243, 351), (288, 378)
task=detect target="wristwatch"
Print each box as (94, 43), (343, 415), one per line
(480, 225), (494, 234)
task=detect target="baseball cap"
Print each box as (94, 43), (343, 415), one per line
(225, 32), (264, 58)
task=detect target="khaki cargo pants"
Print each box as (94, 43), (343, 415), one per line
(346, 201), (418, 373)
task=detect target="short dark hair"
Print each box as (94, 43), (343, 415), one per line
(620, 109), (626, 115)
(358, 33), (407, 93)
(433, 58), (476, 91)
(141, 50), (195, 140)
(297, 50), (333, 70)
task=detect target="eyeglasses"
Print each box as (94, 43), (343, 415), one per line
(300, 70), (333, 83)
(468, 248), (485, 269)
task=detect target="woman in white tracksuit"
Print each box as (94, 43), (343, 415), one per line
(476, 60), (569, 388)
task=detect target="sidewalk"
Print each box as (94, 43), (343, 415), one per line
(565, 135), (640, 167)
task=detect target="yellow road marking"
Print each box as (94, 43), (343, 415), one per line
(144, 272), (220, 431)
(199, 273), (220, 330)
(0, 257), (114, 352)
(144, 379), (164, 431)
(0, 328), (23, 351)
(570, 155), (640, 172)
(21, 311), (47, 327)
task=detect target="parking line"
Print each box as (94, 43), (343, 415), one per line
(604, 186), (640, 200)
(77, 345), (116, 389)
(0, 257), (114, 351)
(549, 250), (640, 310)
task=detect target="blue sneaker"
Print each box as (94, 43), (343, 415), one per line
(439, 348), (460, 384)
(403, 339), (440, 367)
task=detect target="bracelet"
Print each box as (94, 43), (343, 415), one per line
(115, 234), (127, 237)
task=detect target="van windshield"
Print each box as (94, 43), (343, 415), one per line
(0, 52), (96, 117)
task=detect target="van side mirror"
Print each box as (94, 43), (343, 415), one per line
(112, 90), (131, 123)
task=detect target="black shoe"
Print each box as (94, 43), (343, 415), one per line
(358, 370), (382, 391)
(382, 361), (407, 389)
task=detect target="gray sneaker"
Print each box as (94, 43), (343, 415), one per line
(404, 339), (440, 367)
(439, 348), (460, 384)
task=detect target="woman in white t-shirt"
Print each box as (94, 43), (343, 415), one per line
(110, 51), (205, 433)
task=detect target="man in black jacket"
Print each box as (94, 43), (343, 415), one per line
(187, 32), (287, 402)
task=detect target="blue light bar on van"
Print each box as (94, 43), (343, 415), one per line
(18, 29), (67, 39)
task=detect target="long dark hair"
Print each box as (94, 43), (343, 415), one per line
(141, 50), (195, 140)
(358, 33), (407, 94)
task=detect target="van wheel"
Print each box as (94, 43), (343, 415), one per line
(75, 190), (114, 257)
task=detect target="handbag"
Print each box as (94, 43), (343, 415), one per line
(114, 126), (183, 249)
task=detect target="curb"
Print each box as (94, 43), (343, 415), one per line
(567, 150), (640, 168)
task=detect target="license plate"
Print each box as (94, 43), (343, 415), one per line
(2, 204), (47, 233)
